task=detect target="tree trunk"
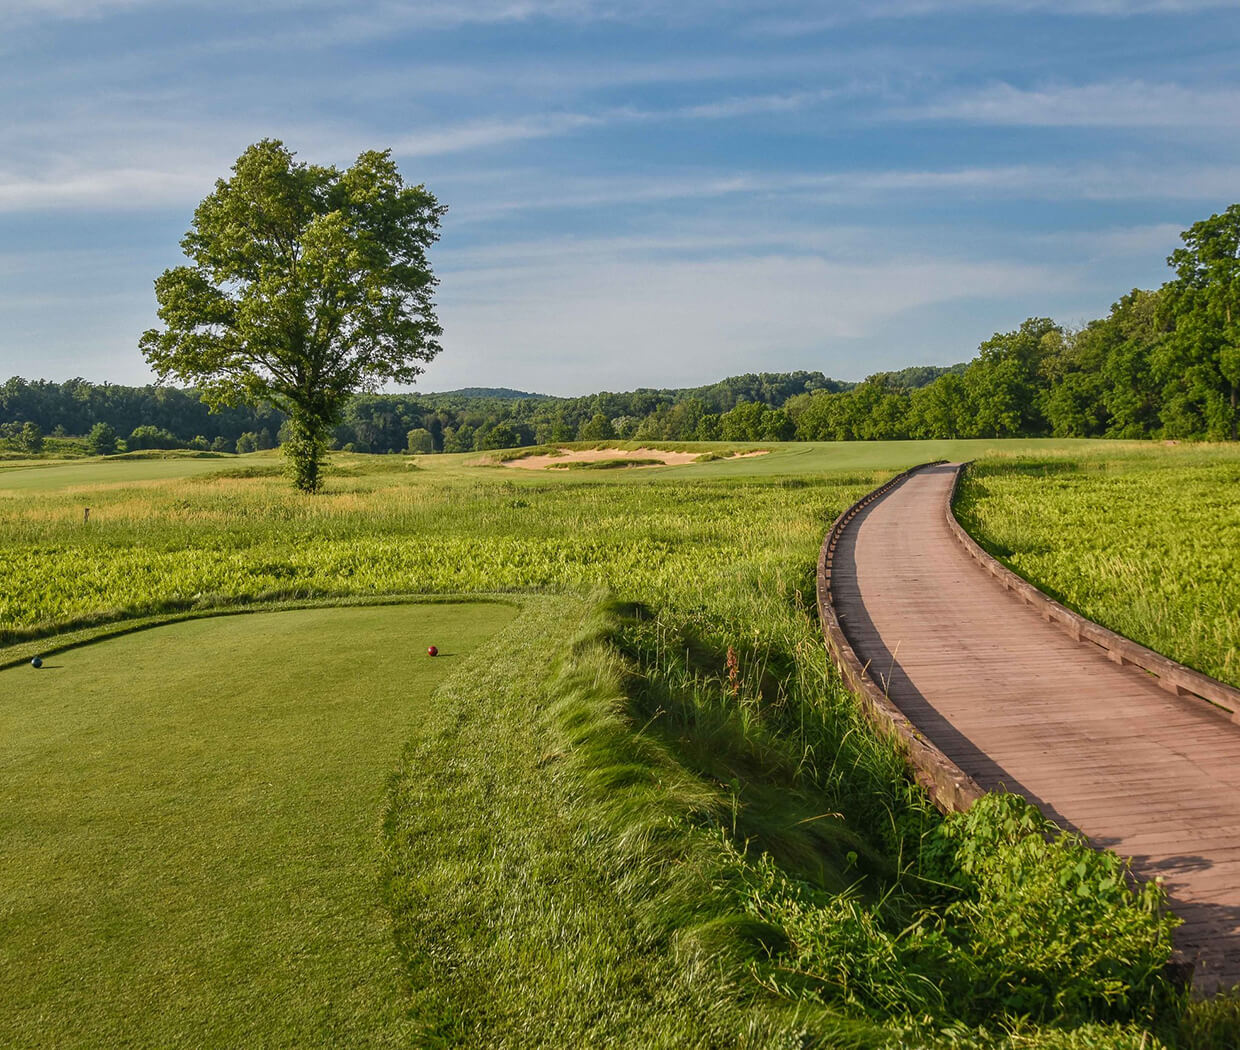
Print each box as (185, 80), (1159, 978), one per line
(282, 413), (329, 493)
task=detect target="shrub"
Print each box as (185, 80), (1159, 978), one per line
(127, 425), (181, 450)
(18, 422), (43, 452)
(745, 793), (1179, 1027)
(86, 422), (118, 456)
(936, 793), (1179, 1023)
(406, 427), (434, 454)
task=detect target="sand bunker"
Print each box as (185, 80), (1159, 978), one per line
(500, 447), (769, 470)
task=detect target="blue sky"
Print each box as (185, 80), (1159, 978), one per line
(2, 1), (1239, 395)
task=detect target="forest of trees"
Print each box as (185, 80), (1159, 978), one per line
(0, 369), (942, 454)
(4, 205), (1239, 453)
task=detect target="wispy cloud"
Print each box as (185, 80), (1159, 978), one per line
(442, 162), (1240, 225)
(0, 0), (150, 21)
(431, 245), (1068, 393)
(0, 168), (214, 212)
(391, 113), (603, 157)
(393, 92), (836, 156)
(0, 0), (605, 28)
(902, 79), (1240, 127)
(6, 151), (1234, 216)
(752, 0), (1237, 34)
(0, 89), (845, 214)
(1029, 222), (1186, 260)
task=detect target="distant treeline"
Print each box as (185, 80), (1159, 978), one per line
(5, 203), (1240, 452)
(0, 368), (944, 454)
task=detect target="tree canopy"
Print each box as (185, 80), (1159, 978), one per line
(140, 139), (445, 490)
(1164, 205), (1240, 440)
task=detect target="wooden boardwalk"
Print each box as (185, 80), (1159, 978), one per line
(830, 462), (1240, 989)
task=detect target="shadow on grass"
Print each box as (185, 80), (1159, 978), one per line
(601, 600), (895, 901)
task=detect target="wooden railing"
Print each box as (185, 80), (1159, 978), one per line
(946, 463), (1240, 722)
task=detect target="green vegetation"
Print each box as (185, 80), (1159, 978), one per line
(0, 439), (1103, 636)
(382, 594), (820, 1047)
(0, 449), (238, 493)
(140, 139), (445, 491)
(1, 601), (515, 1048)
(0, 375), (286, 453)
(957, 444), (1240, 689)
(3, 439), (1228, 1047)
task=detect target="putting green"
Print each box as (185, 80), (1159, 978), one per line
(0, 601), (516, 1048)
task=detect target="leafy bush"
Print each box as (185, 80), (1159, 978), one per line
(87, 422), (118, 455)
(744, 793), (1179, 1027)
(935, 793), (1179, 1023)
(127, 424), (182, 450)
(0, 421), (44, 452)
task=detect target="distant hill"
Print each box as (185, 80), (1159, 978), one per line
(422, 373), (845, 411)
(874, 364), (968, 389)
(625, 370), (847, 412)
(430, 387), (550, 400)
(0, 365), (967, 456)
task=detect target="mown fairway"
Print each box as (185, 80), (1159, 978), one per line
(0, 453), (239, 492)
(0, 602), (515, 1049)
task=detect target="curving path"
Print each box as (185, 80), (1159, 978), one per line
(830, 462), (1240, 989)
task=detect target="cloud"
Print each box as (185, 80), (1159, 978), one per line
(0, 0), (599, 27)
(391, 113), (604, 157)
(430, 245), (1067, 393)
(5, 149), (1237, 216)
(392, 91), (833, 156)
(898, 80), (1240, 127)
(441, 162), (1240, 226)
(0, 167), (214, 212)
(0, 89), (845, 214)
(0, 0), (150, 20)
(1029, 223), (1186, 260)
(752, 0), (1238, 34)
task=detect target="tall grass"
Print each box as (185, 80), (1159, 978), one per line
(0, 467), (863, 638)
(2, 450), (1228, 1045)
(957, 447), (1240, 687)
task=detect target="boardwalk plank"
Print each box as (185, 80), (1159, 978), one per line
(831, 462), (1240, 989)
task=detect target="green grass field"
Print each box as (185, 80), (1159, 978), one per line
(0, 601), (515, 1048)
(2, 438), (1236, 1048)
(0, 437), (1102, 494)
(0, 451), (240, 492)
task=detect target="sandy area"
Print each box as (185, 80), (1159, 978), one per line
(500, 447), (769, 470)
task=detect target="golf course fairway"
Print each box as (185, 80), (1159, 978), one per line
(0, 601), (516, 1048)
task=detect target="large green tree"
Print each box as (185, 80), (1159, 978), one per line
(1162, 205), (1240, 440)
(963, 317), (1060, 437)
(140, 139), (445, 491)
